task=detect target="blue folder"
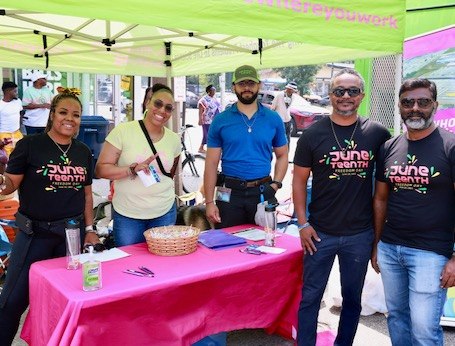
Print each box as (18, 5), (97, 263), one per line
(198, 229), (247, 249)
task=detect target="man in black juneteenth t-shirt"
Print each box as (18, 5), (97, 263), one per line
(293, 68), (390, 346)
(373, 78), (455, 345)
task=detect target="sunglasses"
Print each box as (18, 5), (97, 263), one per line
(153, 99), (174, 113)
(400, 98), (433, 109)
(331, 87), (362, 97)
(235, 80), (258, 88)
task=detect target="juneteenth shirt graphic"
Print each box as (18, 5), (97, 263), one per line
(37, 155), (87, 192)
(319, 141), (374, 180)
(383, 154), (439, 194)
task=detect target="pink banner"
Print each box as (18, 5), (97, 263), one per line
(435, 108), (455, 134)
(404, 27), (455, 60)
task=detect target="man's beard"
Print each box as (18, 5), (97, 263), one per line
(235, 90), (258, 105)
(337, 109), (355, 117)
(403, 110), (434, 130)
(333, 100), (358, 117)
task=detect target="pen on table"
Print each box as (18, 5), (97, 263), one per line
(138, 266), (155, 276)
(123, 269), (152, 277)
(233, 227), (254, 234)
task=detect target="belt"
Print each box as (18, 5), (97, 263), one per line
(223, 176), (271, 189)
(16, 211), (83, 234)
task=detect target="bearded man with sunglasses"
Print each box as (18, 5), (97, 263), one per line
(372, 78), (455, 346)
(293, 68), (390, 346)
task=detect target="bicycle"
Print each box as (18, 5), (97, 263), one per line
(180, 125), (206, 193)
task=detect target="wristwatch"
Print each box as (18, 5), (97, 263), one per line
(271, 180), (283, 189)
(85, 224), (97, 234)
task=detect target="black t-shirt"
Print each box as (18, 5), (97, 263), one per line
(376, 127), (455, 258)
(6, 134), (93, 221)
(294, 116), (390, 235)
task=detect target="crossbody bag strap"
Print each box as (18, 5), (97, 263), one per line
(138, 120), (172, 178)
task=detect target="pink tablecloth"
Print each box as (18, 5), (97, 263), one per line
(21, 225), (303, 346)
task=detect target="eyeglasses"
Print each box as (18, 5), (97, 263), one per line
(235, 80), (258, 88)
(400, 98), (433, 109)
(331, 87), (362, 97)
(153, 99), (174, 113)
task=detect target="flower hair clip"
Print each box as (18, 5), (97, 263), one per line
(56, 86), (81, 96)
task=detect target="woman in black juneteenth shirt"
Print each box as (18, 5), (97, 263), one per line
(0, 89), (99, 345)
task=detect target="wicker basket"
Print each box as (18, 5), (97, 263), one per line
(143, 225), (200, 256)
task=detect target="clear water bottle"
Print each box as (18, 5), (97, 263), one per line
(264, 203), (277, 247)
(65, 219), (81, 270)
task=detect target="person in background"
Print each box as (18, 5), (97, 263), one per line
(204, 65), (288, 228)
(198, 84), (221, 153)
(0, 88), (98, 345)
(22, 71), (53, 135)
(0, 82), (23, 157)
(95, 84), (180, 246)
(271, 81), (298, 145)
(293, 68), (390, 346)
(373, 78), (455, 346)
(141, 83), (169, 114)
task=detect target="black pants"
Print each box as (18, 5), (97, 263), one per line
(0, 226), (83, 345)
(215, 183), (277, 229)
(284, 121), (292, 145)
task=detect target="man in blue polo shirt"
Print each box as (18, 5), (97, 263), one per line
(204, 65), (288, 228)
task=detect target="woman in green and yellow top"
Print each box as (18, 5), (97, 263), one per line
(96, 84), (180, 246)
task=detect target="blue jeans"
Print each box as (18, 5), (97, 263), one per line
(297, 229), (373, 346)
(377, 241), (448, 346)
(112, 202), (177, 246)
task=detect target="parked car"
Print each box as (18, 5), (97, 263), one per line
(302, 94), (322, 105)
(215, 91), (237, 109)
(186, 91), (199, 108)
(317, 95), (330, 107)
(258, 90), (330, 137)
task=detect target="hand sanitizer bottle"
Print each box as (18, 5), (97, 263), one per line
(82, 246), (102, 291)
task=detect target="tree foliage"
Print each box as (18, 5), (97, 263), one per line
(272, 65), (320, 94)
(186, 74), (220, 93)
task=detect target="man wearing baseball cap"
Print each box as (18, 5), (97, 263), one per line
(22, 71), (53, 135)
(271, 81), (299, 145)
(204, 65), (288, 228)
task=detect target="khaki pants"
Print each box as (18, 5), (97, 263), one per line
(0, 130), (23, 157)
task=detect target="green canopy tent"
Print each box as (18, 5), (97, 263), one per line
(0, 0), (406, 76)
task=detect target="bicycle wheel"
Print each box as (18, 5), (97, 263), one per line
(181, 154), (206, 193)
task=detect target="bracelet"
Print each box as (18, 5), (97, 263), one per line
(85, 225), (97, 234)
(298, 222), (311, 229)
(129, 163), (138, 177)
(205, 200), (214, 204)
